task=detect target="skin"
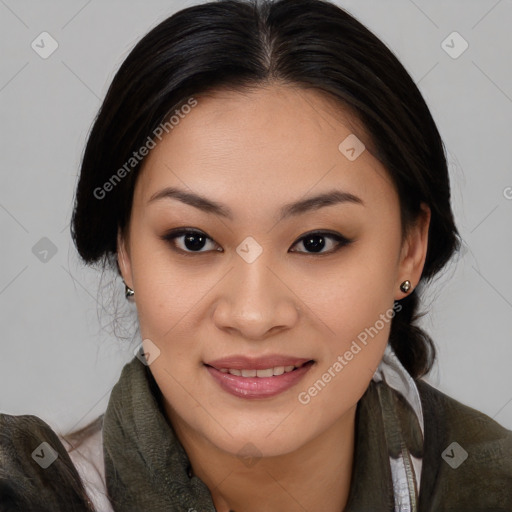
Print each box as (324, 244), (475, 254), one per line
(117, 83), (430, 512)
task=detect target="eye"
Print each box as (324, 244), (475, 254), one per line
(161, 228), (353, 256)
(161, 229), (221, 254)
(289, 230), (352, 255)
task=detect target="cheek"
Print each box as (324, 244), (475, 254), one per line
(127, 234), (201, 349)
(294, 236), (398, 389)
(295, 271), (394, 424)
(300, 246), (398, 337)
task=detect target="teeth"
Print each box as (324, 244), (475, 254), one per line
(256, 368), (273, 377)
(221, 365), (299, 377)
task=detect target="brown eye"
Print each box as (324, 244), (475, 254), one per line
(161, 229), (221, 254)
(290, 231), (352, 255)
(160, 228), (352, 256)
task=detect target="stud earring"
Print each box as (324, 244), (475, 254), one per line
(123, 280), (135, 299)
(400, 280), (412, 294)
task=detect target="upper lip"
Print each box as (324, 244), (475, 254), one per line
(204, 355), (313, 370)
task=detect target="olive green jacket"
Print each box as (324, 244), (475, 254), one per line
(1, 371), (511, 511)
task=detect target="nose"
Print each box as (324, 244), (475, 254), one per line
(212, 252), (300, 341)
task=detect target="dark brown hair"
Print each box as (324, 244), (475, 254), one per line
(0, 415), (95, 511)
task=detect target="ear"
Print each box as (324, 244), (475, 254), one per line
(117, 228), (134, 290)
(395, 203), (431, 300)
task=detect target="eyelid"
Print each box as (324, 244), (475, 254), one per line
(290, 230), (353, 255)
(160, 228), (353, 255)
(161, 228), (221, 255)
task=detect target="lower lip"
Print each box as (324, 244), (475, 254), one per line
(205, 361), (314, 399)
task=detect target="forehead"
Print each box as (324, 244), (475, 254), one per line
(169, 84), (372, 154)
(134, 84), (394, 211)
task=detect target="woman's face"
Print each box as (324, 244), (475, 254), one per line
(118, 84), (430, 458)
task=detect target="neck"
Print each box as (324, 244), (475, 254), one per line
(165, 404), (357, 512)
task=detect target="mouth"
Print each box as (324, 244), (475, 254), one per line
(205, 359), (314, 377)
(204, 358), (315, 399)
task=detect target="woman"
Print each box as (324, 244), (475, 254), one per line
(1, 0), (511, 510)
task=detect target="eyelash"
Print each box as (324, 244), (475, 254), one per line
(160, 228), (353, 256)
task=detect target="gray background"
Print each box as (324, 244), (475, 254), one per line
(1, 0), (511, 435)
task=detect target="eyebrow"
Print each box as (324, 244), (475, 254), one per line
(148, 186), (364, 222)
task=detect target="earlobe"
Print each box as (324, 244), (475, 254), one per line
(396, 203), (431, 298)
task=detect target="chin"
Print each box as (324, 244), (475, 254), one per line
(201, 416), (315, 460)
(221, 434), (303, 461)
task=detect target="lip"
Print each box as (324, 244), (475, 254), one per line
(205, 359), (315, 399)
(204, 355), (312, 370)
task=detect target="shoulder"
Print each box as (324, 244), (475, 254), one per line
(415, 380), (512, 510)
(416, 379), (512, 450)
(0, 412), (112, 512)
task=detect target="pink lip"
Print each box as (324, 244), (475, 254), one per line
(205, 361), (315, 399)
(204, 355), (312, 370)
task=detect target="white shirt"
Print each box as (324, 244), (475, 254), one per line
(58, 425), (114, 512)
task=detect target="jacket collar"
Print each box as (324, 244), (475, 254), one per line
(103, 347), (423, 511)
